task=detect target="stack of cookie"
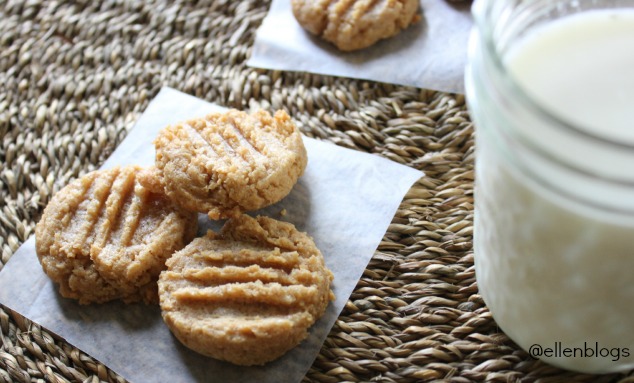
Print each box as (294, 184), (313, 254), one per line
(35, 109), (334, 366)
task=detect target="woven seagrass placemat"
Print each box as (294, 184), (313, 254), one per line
(1, 1), (633, 382)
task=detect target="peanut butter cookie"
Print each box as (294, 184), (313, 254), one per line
(153, 109), (307, 220)
(291, 0), (420, 51)
(35, 165), (197, 304)
(158, 214), (334, 366)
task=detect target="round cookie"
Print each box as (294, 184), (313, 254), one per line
(154, 109), (307, 220)
(35, 165), (197, 304)
(158, 214), (334, 366)
(291, 0), (420, 51)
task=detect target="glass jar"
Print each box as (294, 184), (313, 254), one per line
(465, 0), (634, 374)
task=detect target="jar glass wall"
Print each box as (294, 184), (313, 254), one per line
(465, 0), (634, 374)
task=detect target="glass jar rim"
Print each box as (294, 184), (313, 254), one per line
(472, 0), (634, 151)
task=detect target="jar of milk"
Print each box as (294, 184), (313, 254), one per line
(465, 0), (634, 374)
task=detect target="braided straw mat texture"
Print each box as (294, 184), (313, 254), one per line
(1, 1), (633, 383)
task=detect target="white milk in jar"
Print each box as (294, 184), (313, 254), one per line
(466, 1), (634, 374)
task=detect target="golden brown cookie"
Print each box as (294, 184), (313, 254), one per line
(35, 165), (197, 305)
(153, 109), (307, 220)
(158, 214), (334, 366)
(291, 0), (420, 51)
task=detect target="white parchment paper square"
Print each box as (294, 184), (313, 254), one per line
(248, 0), (473, 93)
(0, 87), (423, 383)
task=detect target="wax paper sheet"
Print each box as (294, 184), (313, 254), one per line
(247, 0), (473, 94)
(0, 87), (423, 383)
